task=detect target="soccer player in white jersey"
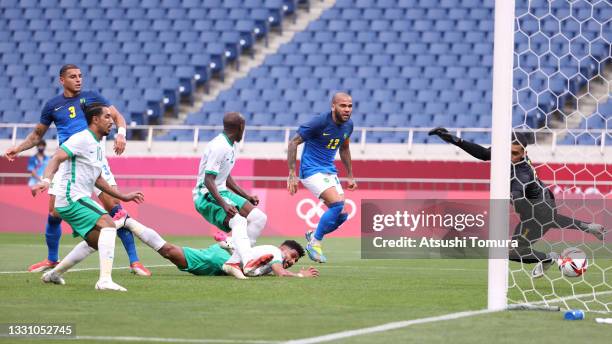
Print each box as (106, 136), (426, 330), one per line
(32, 104), (144, 291)
(192, 112), (268, 273)
(222, 240), (319, 279)
(109, 216), (319, 279)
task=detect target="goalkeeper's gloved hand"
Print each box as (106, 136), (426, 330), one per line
(428, 127), (462, 145)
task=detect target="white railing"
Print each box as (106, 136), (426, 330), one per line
(0, 123), (609, 153)
(1, 172), (610, 187)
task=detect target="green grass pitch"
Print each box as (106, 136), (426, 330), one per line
(0, 232), (610, 344)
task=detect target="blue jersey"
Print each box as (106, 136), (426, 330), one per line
(27, 154), (49, 187)
(297, 112), (353, 179)
(39, 91), (110, 145)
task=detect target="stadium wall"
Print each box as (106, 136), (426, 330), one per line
(0, 156), (608, 238)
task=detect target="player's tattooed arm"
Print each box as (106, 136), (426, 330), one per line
(226, 175), (258, 205)
(31, 147), (68, 196)
(95, 176), (144, 204)
(287, 134), (304, 195)
(108, 105), (127, 156)
(5, 123), (49, 161)
(205, 173), (238, 217)
(270, 263), (319, 278)
(339, 138), (357, 190)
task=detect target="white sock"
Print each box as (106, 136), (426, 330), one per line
(246, 208), (267, 246)
(124, 218), (166, 251)
(226, 251), (241, 265)
(98, 227), (117, 282)
(53, 241), (96, 275)
(229, 215), (251, 263)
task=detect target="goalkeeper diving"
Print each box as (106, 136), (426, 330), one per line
(429, 127), (607, 278)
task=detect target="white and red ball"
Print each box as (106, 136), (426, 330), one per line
(557, 247), (588, 277)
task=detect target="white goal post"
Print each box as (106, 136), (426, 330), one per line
(488, 0), (515, 311)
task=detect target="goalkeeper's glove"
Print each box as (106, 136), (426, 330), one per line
(428, 127), (462, 145)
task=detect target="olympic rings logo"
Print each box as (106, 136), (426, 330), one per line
(296, 198), (357, 228)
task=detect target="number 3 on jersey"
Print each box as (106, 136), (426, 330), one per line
(68, 106), (76, 118)
(326, 138), (340, 149)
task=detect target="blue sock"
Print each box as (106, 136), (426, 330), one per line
(110, 205), (140, 264)
(45, 215), (62, 262)
(314, 202), (345, 241)
(335, 212), (349, 228)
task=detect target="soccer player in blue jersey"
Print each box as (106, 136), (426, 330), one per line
(4, 64), (150, 276)
(287, 92), (357, 263)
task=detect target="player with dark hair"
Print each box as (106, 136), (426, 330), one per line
(33, 104), (144, 291)
(4, 64), (150, 276)
(287, 92), (356, 263)
(42, 214), (319, 280)
(429, 127), (606, 278)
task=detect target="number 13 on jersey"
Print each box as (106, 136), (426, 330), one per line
(326, 138), (340, 149)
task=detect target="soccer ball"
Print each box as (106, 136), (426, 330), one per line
(557, 247), (588, 277)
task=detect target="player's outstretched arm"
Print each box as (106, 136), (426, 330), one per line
(287, 134), (304, 195)
(31, 147), (67, 196)
(428, 127), (491, 161)
(4, 123), (49, 161)
(205, 173), (238, 217)
(270, 263), (319, 278)
(109, 105), (127, 156)
(226, 175), (259, 205)
(339, 139), (356, 190)
(94, 176), (144, 204)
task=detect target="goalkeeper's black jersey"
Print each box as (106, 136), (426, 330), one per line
(454, 140), (550, 202)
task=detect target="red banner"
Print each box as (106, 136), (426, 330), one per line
(0, 185), (606, 244)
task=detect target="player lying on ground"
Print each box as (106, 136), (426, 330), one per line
(193, 112), (268, 270)
(43, 215), (319, 280)
(429, 127), (606, 278)
(33, 104), (144, 291)
(287, 92), (357, 263)
(4, 64), (150, 276)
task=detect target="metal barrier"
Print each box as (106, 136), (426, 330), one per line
(1, 123), (609, 153)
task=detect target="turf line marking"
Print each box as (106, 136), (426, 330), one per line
(283, 309), (496, 344)
(0, 264), (175, 274)
(75, 336), (279, 343)
(530, 290), (612, 306)
(515, 290), (612, 313)
(0, 335), (279, 344)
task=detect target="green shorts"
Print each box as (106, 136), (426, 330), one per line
(194, 190), (247, 232)
(56, 197), (108, 239)
(180, 244), (231, 276)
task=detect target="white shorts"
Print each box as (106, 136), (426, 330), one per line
(49, 157), (116, 197)
(300, 172), (344, 199)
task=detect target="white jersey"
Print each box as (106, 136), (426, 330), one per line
(193, 133), (237, 201)
(244, 245), (284, 277)
(54, 129), (105, 208)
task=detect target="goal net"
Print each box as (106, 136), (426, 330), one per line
(507, 0), (611, 313)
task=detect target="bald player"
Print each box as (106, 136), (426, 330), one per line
(287, 92), (357, 263)
(192, 112), (269, 274)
